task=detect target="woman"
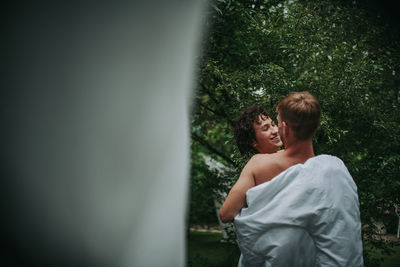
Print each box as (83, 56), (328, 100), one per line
(219, 105), (283, 223)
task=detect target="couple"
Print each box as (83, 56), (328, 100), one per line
(219, 91), (363, 266)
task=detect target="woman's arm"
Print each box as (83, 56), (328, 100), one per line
(219, 160), (256, 223)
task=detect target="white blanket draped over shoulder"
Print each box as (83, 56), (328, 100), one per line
(234, 155), (363, 267)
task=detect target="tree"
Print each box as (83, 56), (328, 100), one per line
(190, 1), (400, 266)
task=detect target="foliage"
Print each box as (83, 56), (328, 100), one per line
(189, 146), (220, 225)
(373, 198), (400, 234)
(190, 0), (400, 266)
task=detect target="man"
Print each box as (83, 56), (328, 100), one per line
(219, 91), (363, 266)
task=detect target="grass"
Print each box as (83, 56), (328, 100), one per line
(187, 231), (240, 267)
(381, 246), (400, 267)
(187, 230), (400, 267)
(364, 241), (400, 267)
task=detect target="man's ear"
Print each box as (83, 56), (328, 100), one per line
(282, 121), (289, 137)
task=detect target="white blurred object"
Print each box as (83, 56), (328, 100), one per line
(394, 204), (400, 238)
(1, 1), (206, 266)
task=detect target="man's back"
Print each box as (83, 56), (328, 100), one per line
(234, 155), (363, 267)
(305, 155), (363, 265)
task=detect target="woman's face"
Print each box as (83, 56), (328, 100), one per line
(252, 115), (282, 154)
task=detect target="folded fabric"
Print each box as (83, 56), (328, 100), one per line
(234, 155), (363, 267)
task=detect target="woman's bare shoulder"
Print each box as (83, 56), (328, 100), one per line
(247, 152), (281, 170)
(250, 152), (275, 162)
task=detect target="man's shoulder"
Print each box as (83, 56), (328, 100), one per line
(311, 154), (347, 169)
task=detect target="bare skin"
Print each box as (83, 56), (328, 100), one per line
(252, 115), (282, 154)
(219, 113), (315, 223)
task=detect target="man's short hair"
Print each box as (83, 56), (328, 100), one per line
(233, 105), (271, 155)
(276, 91), (321, 140)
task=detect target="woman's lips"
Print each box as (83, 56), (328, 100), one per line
(271, 135), (281, 142)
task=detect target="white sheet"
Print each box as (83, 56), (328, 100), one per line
(234, 155), (363, 267)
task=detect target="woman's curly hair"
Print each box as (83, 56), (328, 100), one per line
(233, 105), (272, 156)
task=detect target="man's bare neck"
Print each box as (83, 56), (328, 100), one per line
(253, 140), (315, 186)
(282, 139), (315, 164)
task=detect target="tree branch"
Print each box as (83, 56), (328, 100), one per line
(198, 102), (220, 117)
(198, 83), (234, 126)
(191, 132), (236, 167)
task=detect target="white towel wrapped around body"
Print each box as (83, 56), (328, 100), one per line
(234, 155), (363, 267)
